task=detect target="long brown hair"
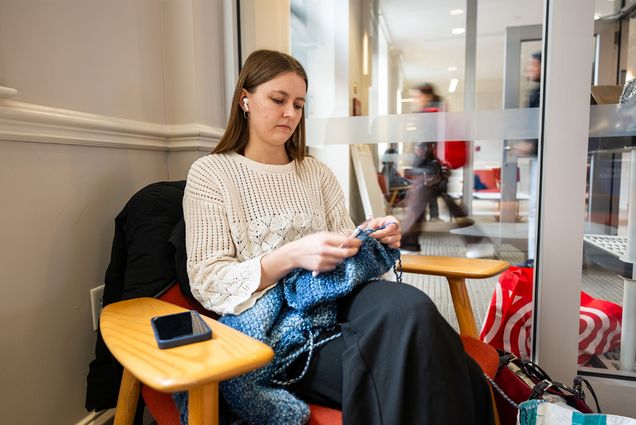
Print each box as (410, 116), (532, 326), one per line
(213, 50), (308, 163)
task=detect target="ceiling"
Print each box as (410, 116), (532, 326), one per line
(379, 0), (620, 92)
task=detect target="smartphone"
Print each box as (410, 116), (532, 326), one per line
(150, 310), (212, 349)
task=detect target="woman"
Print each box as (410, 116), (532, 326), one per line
(183, 50), (493, 424)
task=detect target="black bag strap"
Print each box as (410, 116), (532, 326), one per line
(497, 351), (517, 374)
(529, 379), (570, 400)
(529, 377), (601, 414)
(520, 360), (552, 383)
(497, 352), (553, 382)
(573, 376), (602, 413)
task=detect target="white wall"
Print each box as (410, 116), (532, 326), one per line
(0, 1), (224, 423)
(161, 0), (227, 127)
(0, 0), (166, 123)
(0, 141), (168, 425)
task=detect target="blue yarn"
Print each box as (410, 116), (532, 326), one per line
(175, 228), (400, 425)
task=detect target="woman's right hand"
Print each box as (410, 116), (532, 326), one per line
(287, 231), (362, 273)
(259, 231), (362, 291)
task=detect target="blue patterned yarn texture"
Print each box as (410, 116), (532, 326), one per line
(175, 228), (400, 425)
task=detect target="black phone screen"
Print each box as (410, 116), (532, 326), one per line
(153, 311), (194, 340)
(151, 310), (212, 349)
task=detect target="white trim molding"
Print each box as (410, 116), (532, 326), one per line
(0, 86), (18, 99)
(75, 409), (115, 425)
(0, 99), (223, 151)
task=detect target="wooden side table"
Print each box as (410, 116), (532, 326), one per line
(100, 297), (274, 425)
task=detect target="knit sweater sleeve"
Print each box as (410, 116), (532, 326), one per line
(321, 164), (355, 233)
(183, 161), (266, 316)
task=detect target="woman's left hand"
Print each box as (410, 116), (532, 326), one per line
(365, 216), (401, 249)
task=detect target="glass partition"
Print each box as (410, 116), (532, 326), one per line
(290, 0), (544, 355)
(240, 0), (636, 413)
(567, 1), (636, 380)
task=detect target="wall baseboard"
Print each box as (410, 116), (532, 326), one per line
(75, 409), (115, 425)
(0, 99), (223, 151)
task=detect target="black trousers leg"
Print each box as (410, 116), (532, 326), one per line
(402, 183), (438, 234)
(292, 280), (494, 425)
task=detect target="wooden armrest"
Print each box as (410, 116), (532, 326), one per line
(400, 255), (509, 339)
(100, 297), (274, 393)
(400, 255), (509, 279)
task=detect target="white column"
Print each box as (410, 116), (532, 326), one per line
(533, 0), (595, 384)
(160, 0), (226, 128)
(619, 149), (636, 371)
(462, 0), (477, 214)
(239, 0), (291, 58)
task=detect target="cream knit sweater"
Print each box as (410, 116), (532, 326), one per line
(183, 152), (355, 315)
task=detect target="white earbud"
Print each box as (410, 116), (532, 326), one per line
(242, 97), (249, 111)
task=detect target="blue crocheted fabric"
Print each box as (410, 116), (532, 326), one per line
(174, 228), (400, 425)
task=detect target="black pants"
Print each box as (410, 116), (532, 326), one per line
(402, 182), (483, 246)
(291, 280), (494, 425)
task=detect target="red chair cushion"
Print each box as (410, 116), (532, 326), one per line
(141, 386), (181, 425)
(142, 283), (343, 424)
(158, 284), (212, 317)
(460, 335), (499, 378)
(307, 405), (343, 424)
(474, 169), (499, 191)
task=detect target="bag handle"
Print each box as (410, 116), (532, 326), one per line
(573, 376), (602, 413)
(493, 352), (602, 414)
(529, 377), (601, 414)
(520, 360), (552, 383)
(499, 353), (554, 384)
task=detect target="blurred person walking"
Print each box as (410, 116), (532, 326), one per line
(401, 84), (494, 258)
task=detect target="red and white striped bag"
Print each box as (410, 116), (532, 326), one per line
(480, 267), (623, 364)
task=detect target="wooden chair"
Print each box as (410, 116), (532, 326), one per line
(377, 173), (411, 214)
(101, 255), (508, 425)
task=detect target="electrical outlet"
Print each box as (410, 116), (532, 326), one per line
(90, 285), (105, 331)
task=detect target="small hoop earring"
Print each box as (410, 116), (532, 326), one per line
(243, 110), (249, 119)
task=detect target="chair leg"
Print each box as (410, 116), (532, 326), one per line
(389, 190), (399, 210)
(446, 277), (479, 338)
(114, 369), (141, 425)
(188, 383), (219, 425)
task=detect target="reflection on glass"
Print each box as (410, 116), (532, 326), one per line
(519, 41), (542, 109)
(577, 4), (636, 378)
(292, 0), (544, 359)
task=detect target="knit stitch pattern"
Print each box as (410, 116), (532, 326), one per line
(183, 153), (355, 316)
(175, 231), (400, 425)
(220, 230), (399, 425)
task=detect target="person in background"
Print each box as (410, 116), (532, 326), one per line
(183, 49), (494, 424)
(402, 142), (481, 253)
(414, 82), (443, 112)
(410, 142), (456, 222)
(413, 83), (444, 220)
(380, 146), (410, 205)
(512, 51), (541, 268)
(402, 84), (495, 258)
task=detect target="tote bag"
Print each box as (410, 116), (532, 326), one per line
(518, 400), (636, 425)
(480, 267), (623, 363)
